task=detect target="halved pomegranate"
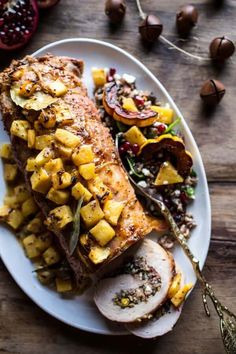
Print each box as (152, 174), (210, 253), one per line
(37, 0), (60, 9)
(0, 0), (39, 51)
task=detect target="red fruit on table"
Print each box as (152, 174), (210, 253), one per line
(0, 0), (39, 51)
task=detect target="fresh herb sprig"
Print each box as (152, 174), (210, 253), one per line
(69, 197), (84, 255)
(164, 117), (181, 134)
(126, 156), (144, 179)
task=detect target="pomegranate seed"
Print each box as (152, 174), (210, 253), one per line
(134, 95), (145, 106)
(119, 146), (126, 155)
(157, 124), (166, 134)
(122, 141), (131, 152)
(109, 68), (116, 77)
(131, 143), (139, 155)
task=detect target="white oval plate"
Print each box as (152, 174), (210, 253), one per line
(0, 38), (211, 335)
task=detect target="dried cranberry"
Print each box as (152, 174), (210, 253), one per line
(134, 95), (145, 106)
(131, 143), (139, 155)
(157, 124), (166, 134)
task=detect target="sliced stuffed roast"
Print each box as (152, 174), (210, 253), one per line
(94, 239), (175, 323)
(126, 265), (184, 338)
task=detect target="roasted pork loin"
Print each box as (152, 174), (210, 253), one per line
(0, 55), (167, 284)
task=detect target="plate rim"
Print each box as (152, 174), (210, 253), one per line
(0, 37), (211, 335)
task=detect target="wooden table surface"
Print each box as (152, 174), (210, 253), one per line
(0, 0), (236, 353)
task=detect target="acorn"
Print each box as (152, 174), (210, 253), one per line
(139, 15), (163, 43)
(209, 37), (235, 61)
(200, 79), (225, 105)
(105, 0), (126, 24)
(176, 4), (198, 37)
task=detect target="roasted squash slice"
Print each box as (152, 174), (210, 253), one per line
(138, 134), (193, 177)
(103, 82), (158, 127)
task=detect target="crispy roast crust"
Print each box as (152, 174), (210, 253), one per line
(0, 55), (167, 284)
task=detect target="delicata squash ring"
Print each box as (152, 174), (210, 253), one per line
(138, 134), (193, 177)
(103, 82), (158, 127)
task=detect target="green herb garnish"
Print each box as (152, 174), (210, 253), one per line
(69, 197), (84, 255)
(185, 186), (195, 198)
(164, 117), (181, 134)
(126, 156), (144, 179)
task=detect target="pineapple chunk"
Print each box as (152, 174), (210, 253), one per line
(30, 168), (51, 194)
(35, 148), (54, 167)
(88, 246), (110, 265)
(79, 163), (96, 180)
(56, 144), (73, 159)
(80, 233), (90, 247)
(7, 209), (24, 229)
(103, 199), (125, 226)
(26, 157), (38, 172)
(72, 182), (92, 203)
(38, 110), (56, 129)
(92, 68), (107, 87)
(47, 205), (73, 229)
(0, 143), (13, 159)
(0, 205), (10, 218)
(26, 217), (43, 233)
(168, 272), (182, 299)
(90, 219), (115, 246)
(10, 120), (31, 140)
(122, 97), (138, 112)
(55, 128), (81, 148)
(47, 188), (69, 205)
(27, 129), (36, 148)
(23, 234), (41, 258)
(171, 283), (193, 308)
(54, 105), (73, 126)
(56, 278), (72, 293)
(4, 195), (19, 209)
(154, 161), (184, 186)
(47, 79), (68, 97)
(72, 145), (95, 166)
(21, 197), (38, 217)
(80, 200), (104, 228)
(87, 176), (112, 202)
(43, 246), (61, 265)
(14, 184), (31, 203)
(124, 126), (147, 147)
(35, 233), (52, 252)
(44, 158), (64, 175)
(35, 135), (54, 150)
(52, 171), (72, 190)
(151, 105), (174, 124)
(4, 163), (18, 181)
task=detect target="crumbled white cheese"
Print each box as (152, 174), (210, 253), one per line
(137, 180), (147, 188)
(104, 67), (109, 74)
(122, 73), (136, 84)
(165, 102), (170, 108)
(142, 168), (151, 176)
(163, 180), (169, 185)
(163, 162), (168, 167)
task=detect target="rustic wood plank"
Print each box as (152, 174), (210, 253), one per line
(0, 0), (236, 353)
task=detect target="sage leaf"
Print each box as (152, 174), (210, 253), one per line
(69, 197), (84, 255)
